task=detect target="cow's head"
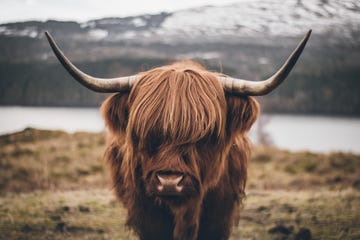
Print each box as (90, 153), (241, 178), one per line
(44, 30), (311, 206)
(99, 61), (262, 206)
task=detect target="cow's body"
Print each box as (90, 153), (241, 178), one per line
(101, 62), (258, 240)
(106, 135), (245, 240)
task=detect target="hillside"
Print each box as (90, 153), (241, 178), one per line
(0, 0), (359, 115)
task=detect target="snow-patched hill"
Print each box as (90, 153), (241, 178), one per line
(0, 0), (359, 43)
(0, 0), (359, 115)
(158, 0), (359, 39)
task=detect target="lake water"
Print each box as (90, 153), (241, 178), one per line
(0, 106), (359, 154)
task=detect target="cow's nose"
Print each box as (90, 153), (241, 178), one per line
(156, 172), (184, 195)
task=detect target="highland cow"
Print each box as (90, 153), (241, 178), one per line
(45, 30), (311, 240)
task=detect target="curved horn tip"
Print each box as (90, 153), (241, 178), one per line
(304, 29), (312, 41)
(220, 29), (312, 96)
(44, 31), (51, 39)
(44, 31), (136, 93)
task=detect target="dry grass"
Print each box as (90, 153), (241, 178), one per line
(0, 128), (359, 240)
(0, 189), (135, 240)
(249, 146), (360, 191)
(235, 189), (360, 240)
(0, 128), (108, 194)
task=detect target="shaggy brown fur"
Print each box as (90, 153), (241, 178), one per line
(101, 61), (259, 240)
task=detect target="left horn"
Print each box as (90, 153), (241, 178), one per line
(45, 31), (137, 93)
(219, 30), (312, 96)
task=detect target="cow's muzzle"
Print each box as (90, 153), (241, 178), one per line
(149, 171), (199, 200)
(156, 172), (184, 196)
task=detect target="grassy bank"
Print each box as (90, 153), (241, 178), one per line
(0, 128), (359, 239)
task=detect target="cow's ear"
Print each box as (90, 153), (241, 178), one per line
(226, 95), (259, 136)
(100, 93), (130, 135)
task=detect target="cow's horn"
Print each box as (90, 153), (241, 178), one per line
(45, 31), (137, 93)
(219, 30), (311, 96)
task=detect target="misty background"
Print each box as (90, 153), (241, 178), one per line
(0, 0), (359, 152)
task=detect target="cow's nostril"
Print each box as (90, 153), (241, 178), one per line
(156, 173), (184, 194)
(156, 173), (183, 186)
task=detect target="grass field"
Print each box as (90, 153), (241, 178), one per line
(0, 128), (359, 240)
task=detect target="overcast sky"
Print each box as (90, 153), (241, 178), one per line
(0, 0), (243, 24)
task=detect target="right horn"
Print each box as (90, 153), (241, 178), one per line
(220, 30), (312, 96)
(45, 31), (137, 93)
